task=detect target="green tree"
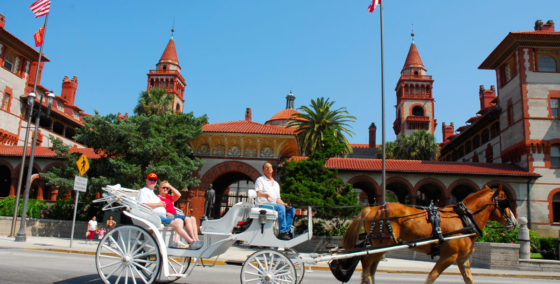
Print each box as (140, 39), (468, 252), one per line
(287, 97), (356, 155)
(134, 88), (175, 116)
(41, 111), (207, 209)
(389, 130), (439, 160)
(279, 158), (358, 219)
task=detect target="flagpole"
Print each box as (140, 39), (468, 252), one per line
(379, 1), (386, 205)
(15, 13), (49, 242)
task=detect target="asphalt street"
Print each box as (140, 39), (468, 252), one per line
(0, 248), (557, 284)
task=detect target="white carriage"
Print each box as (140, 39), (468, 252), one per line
(93, 184), (312, 284)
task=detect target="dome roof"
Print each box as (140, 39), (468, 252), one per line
(266, 109), (305, 125)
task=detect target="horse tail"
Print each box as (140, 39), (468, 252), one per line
(330, 207), (371, 283)
(342, 206), (370, 249)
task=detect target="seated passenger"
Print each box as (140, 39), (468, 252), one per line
(255, 163), (295, 240)
(136, 172), (202, 249)
(157, 180), (202, 246)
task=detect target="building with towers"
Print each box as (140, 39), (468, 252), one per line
(146, 32), (186, 113)
(393, 36), (436, 138)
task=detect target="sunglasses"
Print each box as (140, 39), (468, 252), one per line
(148, 178), (157, 182)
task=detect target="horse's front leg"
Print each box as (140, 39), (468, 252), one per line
(424, 253), (457, 284)
(456, 257), (474, 284)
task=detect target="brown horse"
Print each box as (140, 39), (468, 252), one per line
(340, 185), (517, 284)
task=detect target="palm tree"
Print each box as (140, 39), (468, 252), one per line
(391, 130), (439, 160)
(134, 88), (175, 116)
(287, 97), (356, 156)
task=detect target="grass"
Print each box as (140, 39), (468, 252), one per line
(531, 252), (543, 259)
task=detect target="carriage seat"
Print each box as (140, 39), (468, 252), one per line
(200, 201), (252, 235)
(246, 189), (278, 220)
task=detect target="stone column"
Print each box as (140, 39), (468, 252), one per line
(518, 217), (530, 259)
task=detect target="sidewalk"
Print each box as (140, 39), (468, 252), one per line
(1, 235), (559, 280)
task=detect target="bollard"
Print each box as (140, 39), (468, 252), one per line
(518, 217), (530, 259)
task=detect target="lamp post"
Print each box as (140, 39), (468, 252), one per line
(9, 93), (37, 237)
(15, 91), (55, 242)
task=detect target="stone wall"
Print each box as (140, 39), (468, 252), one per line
(0, 216), (88, 238)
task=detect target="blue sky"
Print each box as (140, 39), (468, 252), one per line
(3, 1), (559, 144)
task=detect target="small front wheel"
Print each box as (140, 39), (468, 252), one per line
(96, 225), (161, 284)
(240, 249), (296, 284)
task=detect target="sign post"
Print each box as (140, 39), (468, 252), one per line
(70, 154), (89, 248)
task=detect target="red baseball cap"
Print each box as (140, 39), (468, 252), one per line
(147, 172), (158, 180)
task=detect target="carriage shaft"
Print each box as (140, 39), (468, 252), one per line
(311, 233), (476, 263)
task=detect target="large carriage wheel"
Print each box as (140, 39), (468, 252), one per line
(240, 249), (297, 284)
(156, 255), (191, 283)
(96, 225), (161, 284)
(285, 250), (305, 284)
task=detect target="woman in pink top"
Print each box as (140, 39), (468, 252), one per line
(158, 181), (201, 247)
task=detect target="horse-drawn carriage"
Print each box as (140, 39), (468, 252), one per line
(94, 184), (516, 284)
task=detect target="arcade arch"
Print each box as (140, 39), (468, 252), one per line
(347, 175), (379, 205)
(386, 177), (412, 204)
(414, 179), (446, 207)
(449, 179), (479, 204)
(0, 164), (11, 197)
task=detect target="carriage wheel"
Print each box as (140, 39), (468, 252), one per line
(156, 256), (191, 283)
(240, 249), (297, 284)
(96, 225), (161, 284)
(285, 251), (305, 284)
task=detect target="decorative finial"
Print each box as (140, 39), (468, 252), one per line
(171, 18), (175, 39)
(411, 24), (415, 44)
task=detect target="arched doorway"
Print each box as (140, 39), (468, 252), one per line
(386, 178), (412, 204)
(347, 175), (379, 205)
(449, 180), (478, 204)
(0, 165), (11, 197)
(415, 179), (445, 207)
(211, 172), (254, 218)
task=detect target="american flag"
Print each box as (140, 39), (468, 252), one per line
(29, 0), (51, 18)
(368, 0), (381, 13)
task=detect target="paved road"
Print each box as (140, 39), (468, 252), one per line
(0, 248), (557, 284)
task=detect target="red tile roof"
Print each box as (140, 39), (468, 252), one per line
(266, 109), (305, 123)
(159, 38), (179, 66)
(350, 144), (370, 149)
(203, 120), (296, 135)
(289, 156), (538, 177)
(0, 145), (99, 158)
(403, 43), (424, 70)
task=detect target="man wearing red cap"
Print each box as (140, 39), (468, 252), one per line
(137, 172), (201, 249)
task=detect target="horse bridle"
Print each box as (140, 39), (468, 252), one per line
(491, 193), (516, 228)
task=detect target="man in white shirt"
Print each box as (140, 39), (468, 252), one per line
(137, 172), (199, 249)
(255, 163), (295, 240)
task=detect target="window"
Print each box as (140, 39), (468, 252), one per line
(465, 141), (472, 153)
(552, 98), (559, 118)
(404, 85), (409, 94)
(538, 56), (557, 72)
(481, 129), (490, 143)
(473, 135), (480, 149)
(500, 56), (517, 86)
(3, 53), (14, 72)
(553, 193), (560, 223)
(1, 92), (10, 110)
(491, 123), (500, 138)
(552, 145), (560, 167)
(507, 101), (514, 126)
(486, 144), (493, 163)
(412, 106), (424, 116)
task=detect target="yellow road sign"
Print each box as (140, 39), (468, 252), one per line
(76, 154), (90, 176)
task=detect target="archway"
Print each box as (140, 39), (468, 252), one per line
(0, 165), (11, 197)
(386, 178), (412, 204)
(198, 161), (261, 219)
(211, 172), (253, 218)
(347, 175), (379, 205)
(449, 180), (478, 204)
(415, 179), (445, 207)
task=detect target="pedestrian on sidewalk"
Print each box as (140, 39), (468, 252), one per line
(106, 215), (116, 231)
(97, 226), (106, 241)
(86, 216), (98, 244)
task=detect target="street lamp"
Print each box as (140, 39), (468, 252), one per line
(15, 91), (55, 242)
(9, 93), (37, 237)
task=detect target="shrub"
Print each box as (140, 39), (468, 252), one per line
(539, 237), (559, 260)
(478, 220), (540, 253)
(0, 197), (48, 219)
(295, 217), (349, 236)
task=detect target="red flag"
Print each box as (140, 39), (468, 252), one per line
(30, 0), (51, 18)
(34, 25), (45, 47)
(368, 0), (381, 13)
